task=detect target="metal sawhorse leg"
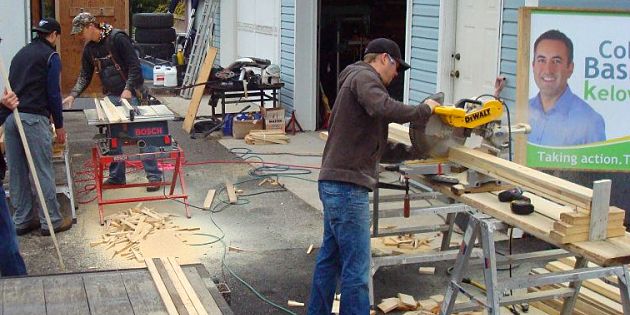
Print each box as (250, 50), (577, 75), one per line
(440, 212), (630, 314)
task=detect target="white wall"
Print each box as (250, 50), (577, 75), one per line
(0, 1), (29, 91)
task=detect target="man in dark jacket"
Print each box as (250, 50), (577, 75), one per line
(2, 18), (72, 237)
(63, 12), (162, 191)
(308, 38), (439, 314)
(0, 89), (26, 275)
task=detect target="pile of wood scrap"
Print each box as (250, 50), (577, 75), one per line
(244, 129), (289, 145)
(529, 258), (624, 315)
(377, 293), (478, 314)
(372, 233), (440, 256)
(90, 204), (199, 262)
(549, 207), (626, 243)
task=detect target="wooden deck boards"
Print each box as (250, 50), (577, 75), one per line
(0, 264), (231, 315)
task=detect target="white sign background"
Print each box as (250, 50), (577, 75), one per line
(529, 11), (630, 140)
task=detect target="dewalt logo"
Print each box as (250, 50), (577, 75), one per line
(465, 108), (491, 123)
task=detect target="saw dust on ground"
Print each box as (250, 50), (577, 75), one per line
(90, 203), (219, 266)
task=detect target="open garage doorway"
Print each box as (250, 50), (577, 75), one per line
(317, 0), (407, 128)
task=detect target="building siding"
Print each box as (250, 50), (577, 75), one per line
(280, 0), (295, 114)
(408, 0), (440, 104)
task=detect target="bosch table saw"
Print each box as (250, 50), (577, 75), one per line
(84, 100), (189, 224)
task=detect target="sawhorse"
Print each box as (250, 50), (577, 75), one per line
(440, 212), (630, 314)
(92, 146), (189, 225)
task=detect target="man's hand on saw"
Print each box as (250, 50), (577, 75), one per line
(424, 99), (440, 114)
(120, 89), (132, 99)
(55, 127), (66, 145)
(62, 96), (75, 109)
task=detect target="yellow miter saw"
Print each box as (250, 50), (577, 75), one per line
(410, 93), (531, 159)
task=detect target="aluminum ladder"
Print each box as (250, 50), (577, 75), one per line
(180, 0), (220, 99)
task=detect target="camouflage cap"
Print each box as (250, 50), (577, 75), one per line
(71, 12), (96, 35)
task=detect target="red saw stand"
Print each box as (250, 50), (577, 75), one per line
(92, 146), (190, 225)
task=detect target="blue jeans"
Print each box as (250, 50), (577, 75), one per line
(106, 96), (162, 183)
(308, 180), (371, 315)
(0, 186), (26, 276)
(4, 113), (63, 230)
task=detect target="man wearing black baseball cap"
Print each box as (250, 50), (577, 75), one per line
(307, 37), (439, 314)
(0, 17), (72, 237)
(31, 17), (62, 35)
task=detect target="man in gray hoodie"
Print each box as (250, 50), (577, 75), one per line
(308, 38), (439, 314)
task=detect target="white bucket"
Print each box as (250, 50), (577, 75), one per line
(164, 66), (177, 87)
(153, 65), (165, 86)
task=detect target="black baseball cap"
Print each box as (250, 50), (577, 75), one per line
(32, 18), (62, 34)
(364, 38), (411, 71)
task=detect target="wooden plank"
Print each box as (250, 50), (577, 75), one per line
(514, 8), (533, 165)
(42, 275), (90, 315)
(414, 175), (630, 266)
(590, 180), (612, 240)
(100, 99), (122, 123)
(121, 98), (135, 112)
(545, 261), (623, 304)
(121, 269), (170, 315)
(82, 272), (135, 315)
(145, 258), (180, 315)
(225, 180), (237, 204)
(448, 146), (593, 210)
(532, 267), (623, 314)
(167, 257), (209, 315)
(95, 98), (105, 121)
(158, 257), (199, 315)
(553, 220), (624, 235)
(1, 277), (45, 315)
(203, 189), (216, 209)
(550, 227), (626, 244)
(184, 265), (233, 315)
(560, 209), (624, 225)
(183, 47), (218, 133)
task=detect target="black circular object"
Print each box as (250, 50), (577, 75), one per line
(511, 198), (534, 215)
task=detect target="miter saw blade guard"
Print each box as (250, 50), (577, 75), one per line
(409, 96), (505, 159)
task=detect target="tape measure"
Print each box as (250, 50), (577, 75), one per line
(511, 197), (534, 215)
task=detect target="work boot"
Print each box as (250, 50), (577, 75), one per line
(41, 217), (73, 236)
(15, 220), (41, 236)
(146, 180), (161, 192)
(103, 178), (125, 185)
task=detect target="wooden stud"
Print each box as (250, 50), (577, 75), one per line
(183, 47), (218, 133)
(166, 257), (209, 315)
(203, 189), (215, 209)
(159, 257), (199, 315)
(145, 258), (179, 315)
(225, 180), (238, 204)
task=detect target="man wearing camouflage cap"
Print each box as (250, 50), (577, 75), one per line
(63, 12), (163, 191)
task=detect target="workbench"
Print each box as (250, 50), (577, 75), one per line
(0, 263), (232, 315)
(205, 82), (283, 117)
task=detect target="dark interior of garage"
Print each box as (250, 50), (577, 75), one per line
(318, 0), (407, 128)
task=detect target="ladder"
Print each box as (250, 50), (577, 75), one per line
(180, 0), (220, 99)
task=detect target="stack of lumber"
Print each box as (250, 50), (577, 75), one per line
(549, 207), (626, 244)
(244, 129), (289, 145)
(90, 204), (199, 262)
(529, 258), (624, 315)
(92, 97), (133, 123)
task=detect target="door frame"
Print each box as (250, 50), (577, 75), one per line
(436, 0), (504, 103)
